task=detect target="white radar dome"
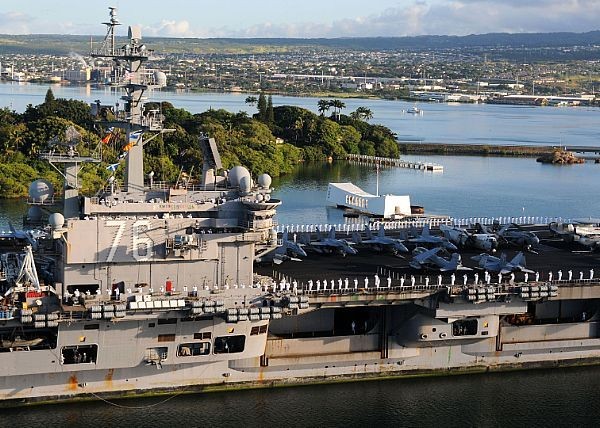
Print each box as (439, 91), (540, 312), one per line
(154, 71), (167, 87)
(29, 179), (54, 203)
(239, 176), (252, 194)
(228, 166), (251, 188)
(27, 206), (43, 222)
(48, 213), (65, 229)
(257, 173), (272, 189)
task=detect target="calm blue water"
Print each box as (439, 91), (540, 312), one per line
(272, 156), (600, 225)
(1, 81), (599, 147)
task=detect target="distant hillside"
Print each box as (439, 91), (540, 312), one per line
(1, 31), (600, 57)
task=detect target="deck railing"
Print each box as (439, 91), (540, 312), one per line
(275, 216), (568, 234)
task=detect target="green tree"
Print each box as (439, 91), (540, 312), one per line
(339, 125), (361, 154)
(44, 88), (56, 104)
(317, 99), (331, 116)
(350, 106), (373, 121)
(257, 93), (267, 122)
(266, 95), (274, 126)
(315, 118), (345, 158)
(330, 99), (346, 121)
(245, 96), (258, 106)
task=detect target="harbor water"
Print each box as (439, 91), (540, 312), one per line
(1, 83), (600, 423)
(1, 81), (600, 147)
(0, 366), (598, 427)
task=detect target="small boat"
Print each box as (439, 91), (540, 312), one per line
(1, 337), (44, 349)
(405, 106), (423, 115)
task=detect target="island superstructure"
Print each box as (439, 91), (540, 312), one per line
(0, 8), (599, 406)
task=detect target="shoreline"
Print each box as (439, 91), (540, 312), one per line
(399, 142), (560, 157)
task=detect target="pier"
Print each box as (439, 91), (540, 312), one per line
(344, 154), (443, 172)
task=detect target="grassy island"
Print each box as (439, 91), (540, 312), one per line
(0, 90), (399, 198)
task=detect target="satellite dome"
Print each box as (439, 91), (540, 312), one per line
(48, 213), (65, 229)
(228, 166), (251, 188)
(257, 173), (272, 189)
(29, 179), (54, 203)
(154, 71), (167, 87)
(27, 206), (43, 222)
(239, 176), (252, 194)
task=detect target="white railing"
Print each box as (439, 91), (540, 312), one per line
(275, 216), (568, 234)
(268, 273), (599, 297)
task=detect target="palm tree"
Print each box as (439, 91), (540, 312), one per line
(330, 99), (346, 121)
(317, 99), (331, 116)
(292, 116), (304, 143)
(357, 106), (373, 121)
(245, 96), (258, 106)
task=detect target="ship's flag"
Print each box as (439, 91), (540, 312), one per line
(123, 130), (143, 152)
(101, 127), (115, 144)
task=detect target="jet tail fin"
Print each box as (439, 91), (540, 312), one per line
(364, 224), (374, 240)
(422, 224), (430, 237)
(510, 252), (526, 267)
(328, 226), (336, 240)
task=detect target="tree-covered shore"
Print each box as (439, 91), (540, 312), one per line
(0, 90), (398, 198)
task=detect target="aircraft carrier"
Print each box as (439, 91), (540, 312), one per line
(0, 9), (599, 407)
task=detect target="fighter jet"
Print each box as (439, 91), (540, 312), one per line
(255, 230), (307, 265)
(549, 219), (600, 251)
(409, 247), (472, 272)
(478, 223), (540, 251)
(440, 224), (498, 252)
(4, 223), (38, 249)
(352, 224), (408, 256)
(470, 252), (534, 275)
(408, 224), (458, 251)
(300, 227), (358, 256)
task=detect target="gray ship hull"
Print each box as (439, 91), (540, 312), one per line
(1, 292), (599, 406)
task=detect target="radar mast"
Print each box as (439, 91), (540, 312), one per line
(91, 7), (172, 196)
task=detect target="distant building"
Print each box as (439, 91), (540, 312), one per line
(62, 68), (91, 82)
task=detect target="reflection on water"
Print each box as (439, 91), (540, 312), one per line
(0, 366), (598, 427)
(0, 199), (26, 229)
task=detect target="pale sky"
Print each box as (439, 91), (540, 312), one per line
(1, 0), (599, 38)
